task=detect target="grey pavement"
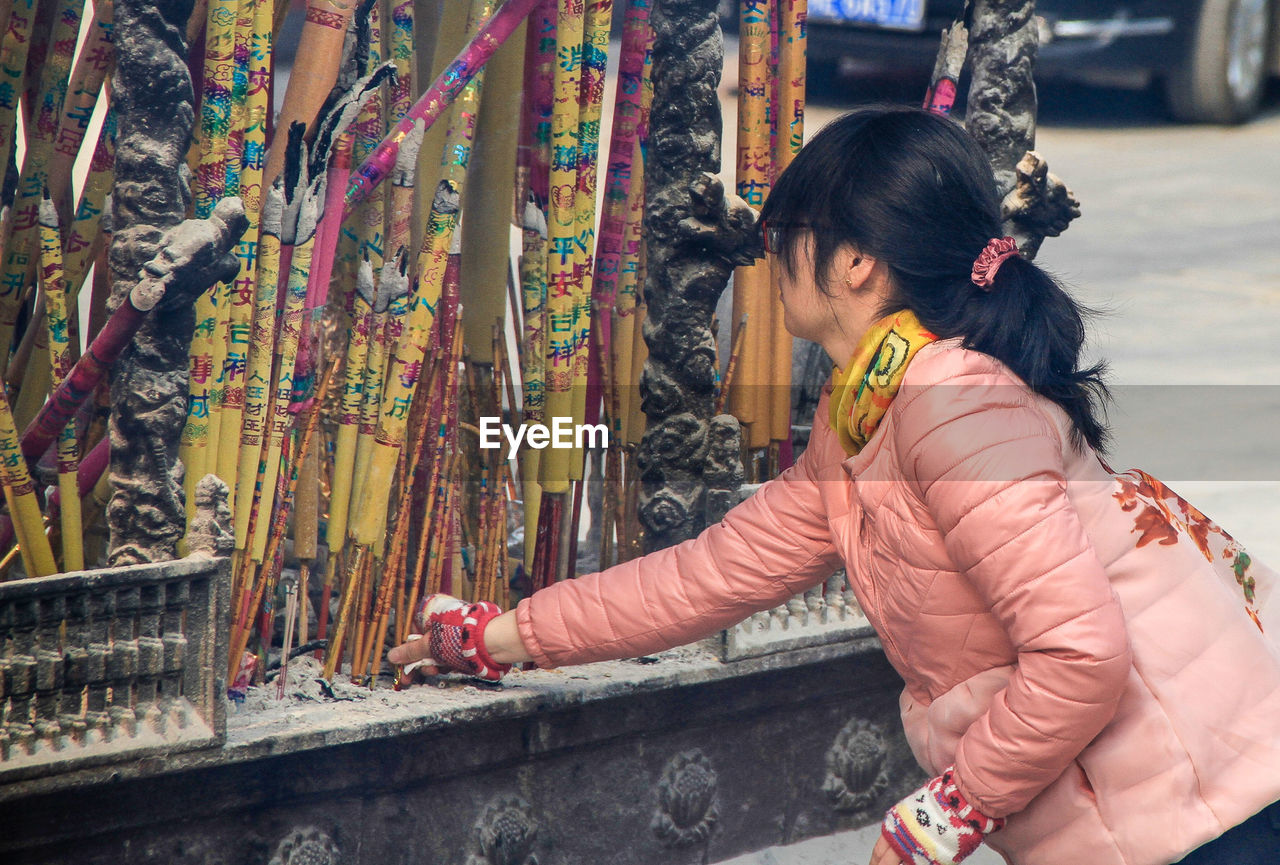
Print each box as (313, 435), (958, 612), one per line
(714, 824), (1005, 865)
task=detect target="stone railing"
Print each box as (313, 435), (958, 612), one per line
(0, 557), (229, 782)
(721, 570), (872, 661)
(720, 483), (873, 661)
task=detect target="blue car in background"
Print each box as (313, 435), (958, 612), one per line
(785, 0), (1277, 123)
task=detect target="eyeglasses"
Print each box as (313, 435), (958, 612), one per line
(760, 219), (806, 256)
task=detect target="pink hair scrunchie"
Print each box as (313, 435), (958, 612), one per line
(970, 236), (1019, 289)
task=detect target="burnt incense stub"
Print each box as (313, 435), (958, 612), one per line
(639, 0), (756, 552)
(106, 0), (247, 566)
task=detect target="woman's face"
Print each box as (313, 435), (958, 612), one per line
(771, 230), (834, 346)
(767, 227), (896, 365)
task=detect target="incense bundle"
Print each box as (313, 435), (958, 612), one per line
(343, 0), (541, 214)
(45, 0), (114, 219)
(247, 177), (321, 563)
(324, 256), (374, 560)
(183, 0), (240, 502)
(216, 0), (275, 488)
(0, 0), (85, 382)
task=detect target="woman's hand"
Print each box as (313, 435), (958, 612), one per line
(869, 835), (905, 865)
(386, 595), (513, 682)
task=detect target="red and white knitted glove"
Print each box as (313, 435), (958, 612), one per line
(403, 594), (511, 682)
(881, 766), (1004, 865)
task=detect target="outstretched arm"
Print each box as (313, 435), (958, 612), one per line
(392, 391), (848, 672)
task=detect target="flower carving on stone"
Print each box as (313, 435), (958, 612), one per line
(822, 718), (890, 812)
(652, 748), (720, 847)
(465, 796), (539, 865)
(268, 827), (339, 865)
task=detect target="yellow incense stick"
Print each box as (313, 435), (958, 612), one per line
(729, 0), (773, 449)
(325, 259), (374, 559)
(538, 0), (585, 495)
(247, 188), (318, 562)
(183, 0), (240, 504)
(0, 385), (56, 577)
(0, 0), (85, 382)
(38, 197), (82, 572)
(233, 182), (283, 550)
(217, 0), (275, 491)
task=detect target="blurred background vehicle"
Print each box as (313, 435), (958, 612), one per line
(724, 0), (1278, 124)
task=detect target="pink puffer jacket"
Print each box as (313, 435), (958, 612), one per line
(515, 340), (1280, 865)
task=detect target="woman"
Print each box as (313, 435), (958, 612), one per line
(388, 107), (1280, 865)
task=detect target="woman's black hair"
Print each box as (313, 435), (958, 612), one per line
(760, 105), (1110, 453)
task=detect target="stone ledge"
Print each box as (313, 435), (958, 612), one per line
(0, 631), (886, 803)
(0, 633), (921, 865)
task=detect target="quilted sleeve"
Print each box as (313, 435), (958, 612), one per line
(514, 404), (845, 669)
(894, 365), (1132, 818)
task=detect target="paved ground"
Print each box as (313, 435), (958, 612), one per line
(712, 40), (1280, 865)
(716, 824), (1005, 865)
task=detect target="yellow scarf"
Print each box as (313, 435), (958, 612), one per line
(829, 309), (937, 456)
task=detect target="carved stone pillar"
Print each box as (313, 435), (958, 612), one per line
(638, 0), (758, 553)
(964, 0), (1038, 201)
(107, 0), (246, 565)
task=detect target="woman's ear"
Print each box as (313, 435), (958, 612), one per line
(835, 246), (877, 294)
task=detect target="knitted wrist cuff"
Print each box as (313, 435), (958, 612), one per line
(467, 602), (512, 681)
(882, 766), (1003, 865)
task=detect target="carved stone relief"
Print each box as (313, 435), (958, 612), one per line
(464, 796), (539, 865)
(651, 748), (720, 847)
(822, 719), (891, 813)
(267, 826), (340, 865)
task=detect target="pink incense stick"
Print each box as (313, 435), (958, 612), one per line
(290, 135), (353, 413)
(343, 0), (542, 216)
(21, 300), (150, 462)
(587, 0), (652, 427)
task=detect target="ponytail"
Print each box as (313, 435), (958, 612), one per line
(919, 254), (1111, 453)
